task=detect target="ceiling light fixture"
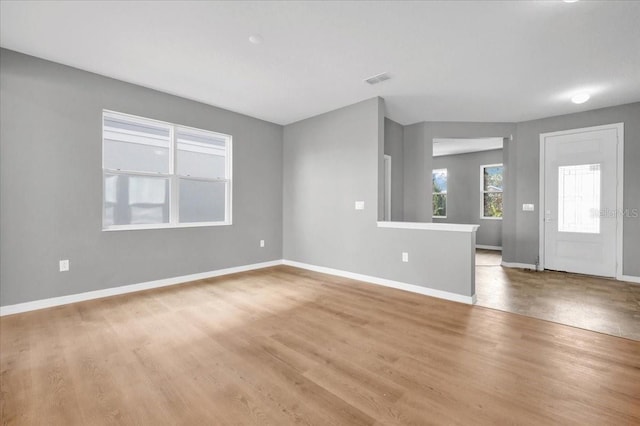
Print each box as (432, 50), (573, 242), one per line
(563, 0), (579, 3)
(571, 92), (590, 104)
(364, 72), (390, 85)
(248, 34), (264, 44)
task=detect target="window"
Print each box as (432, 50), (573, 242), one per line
(432, 168), (447, 218)
(102, 111), (232, 230)
(558, 163), (600, 234)
(481, 164), (503, 219)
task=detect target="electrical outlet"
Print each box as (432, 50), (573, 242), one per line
(402, 252), (409, 262)
(355, 201), (365, 210)
(522, 204), (535, 212)
(59, 259), (69, 272)
(260, 239), (265, 248)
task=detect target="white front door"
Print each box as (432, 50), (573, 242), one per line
(542, 126), (620, 277)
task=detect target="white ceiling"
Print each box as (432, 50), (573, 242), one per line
(433, 138), (503, 157)
(1, 1), (639, 126)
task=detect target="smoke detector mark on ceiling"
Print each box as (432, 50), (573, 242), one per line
(364, 72), (390, 85)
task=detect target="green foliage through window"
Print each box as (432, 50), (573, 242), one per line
(482, 165), (503, 218)
(432, 169), (447, 217)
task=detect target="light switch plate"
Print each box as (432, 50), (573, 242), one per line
(355, 201), (365, 210)
(260, 240), (265, 248)
(59, 259), (69, 272)
(523, 204), (535, 211)
(402, 252), (409, 262)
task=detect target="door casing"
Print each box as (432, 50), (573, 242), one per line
(384, 155), (392, 221)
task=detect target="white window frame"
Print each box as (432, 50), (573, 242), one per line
(480, 163), (503, 220)
(102, 110), (233, 231)
(432, 168), (447, 219)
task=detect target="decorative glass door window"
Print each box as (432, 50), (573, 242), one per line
(558, 163), (601, 234)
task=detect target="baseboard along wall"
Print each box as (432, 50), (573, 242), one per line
(1, 258), (478, 316)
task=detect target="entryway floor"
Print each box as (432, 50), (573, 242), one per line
(475, 249), (640, 340)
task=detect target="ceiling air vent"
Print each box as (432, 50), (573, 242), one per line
(364, 72), (390, 85)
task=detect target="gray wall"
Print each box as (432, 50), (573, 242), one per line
(433, 149), (503, 247)
(402, 122), (430, 222)
(283, 98), (476, 298)
(504, 102), (640, 276)
(383, 118), (404, 221)
(3, 49), (637, 308)
(0, 49), (284, 306)
(403, 122), (516, 223)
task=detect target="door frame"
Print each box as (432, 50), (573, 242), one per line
(384, 155), (392, 221)
(538, 122), (624, 279)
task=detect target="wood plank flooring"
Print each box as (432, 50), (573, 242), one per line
(476, 249), (640, 340)
(1, 265), (639, 425)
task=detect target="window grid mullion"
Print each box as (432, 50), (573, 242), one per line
(103, 169), (171, 178)
(170, 125), (179, 225)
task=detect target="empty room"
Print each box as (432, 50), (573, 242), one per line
(1, 1), (639, 425)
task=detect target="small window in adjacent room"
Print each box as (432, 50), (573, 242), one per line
(432, 168), (447, 218)
(102, 110), (232, 230)
(481, 164), (503, 219)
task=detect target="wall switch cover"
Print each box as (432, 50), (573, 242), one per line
(523, 204), (535, 211)
(260, 240), (265, 247)
(355, 201), (365, 210)
(402, 252), (409, 262)
(59, 259), (69, 272)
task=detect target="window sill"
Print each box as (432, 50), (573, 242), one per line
(480, 217), (503, 221)
(103, 221), (232, 232)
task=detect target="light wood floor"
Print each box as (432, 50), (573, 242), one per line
(2, 266), (639, 425)
(476, 249), (640, 340)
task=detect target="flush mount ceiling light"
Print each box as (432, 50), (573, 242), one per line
(364, 72), (390, 85)
(248, 34), (263, 44)
(571, 92), (590, 104)
(563, 0), (579, 3)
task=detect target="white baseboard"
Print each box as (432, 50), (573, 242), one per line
(476, 245), (502, 251)
(1, 257), (482, 316)
(282, 260), (475, 305)
(619, 274), (640, 284)
(0, 260), (283, 316)
(501, 261), (539, 271)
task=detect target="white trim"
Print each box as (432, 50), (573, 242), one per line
(0, 258), (485, 316)
(103, 221), (231, 231)
(619, 275), (640, 284)
(538, 135), (546, 270)
(0, 260), (283, 316)
(501, 261), (538, 270)
(283, 260), (475, 305)
(377, 221), (479, 233)
(615, 125), (624, 280)
(384, 155), (392, 221)
(476, 245), (502, 251)
(538, 123), (624, 279)
(170, 123), (178, 224)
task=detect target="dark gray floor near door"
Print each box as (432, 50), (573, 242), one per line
(475, 249), (640, 340)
